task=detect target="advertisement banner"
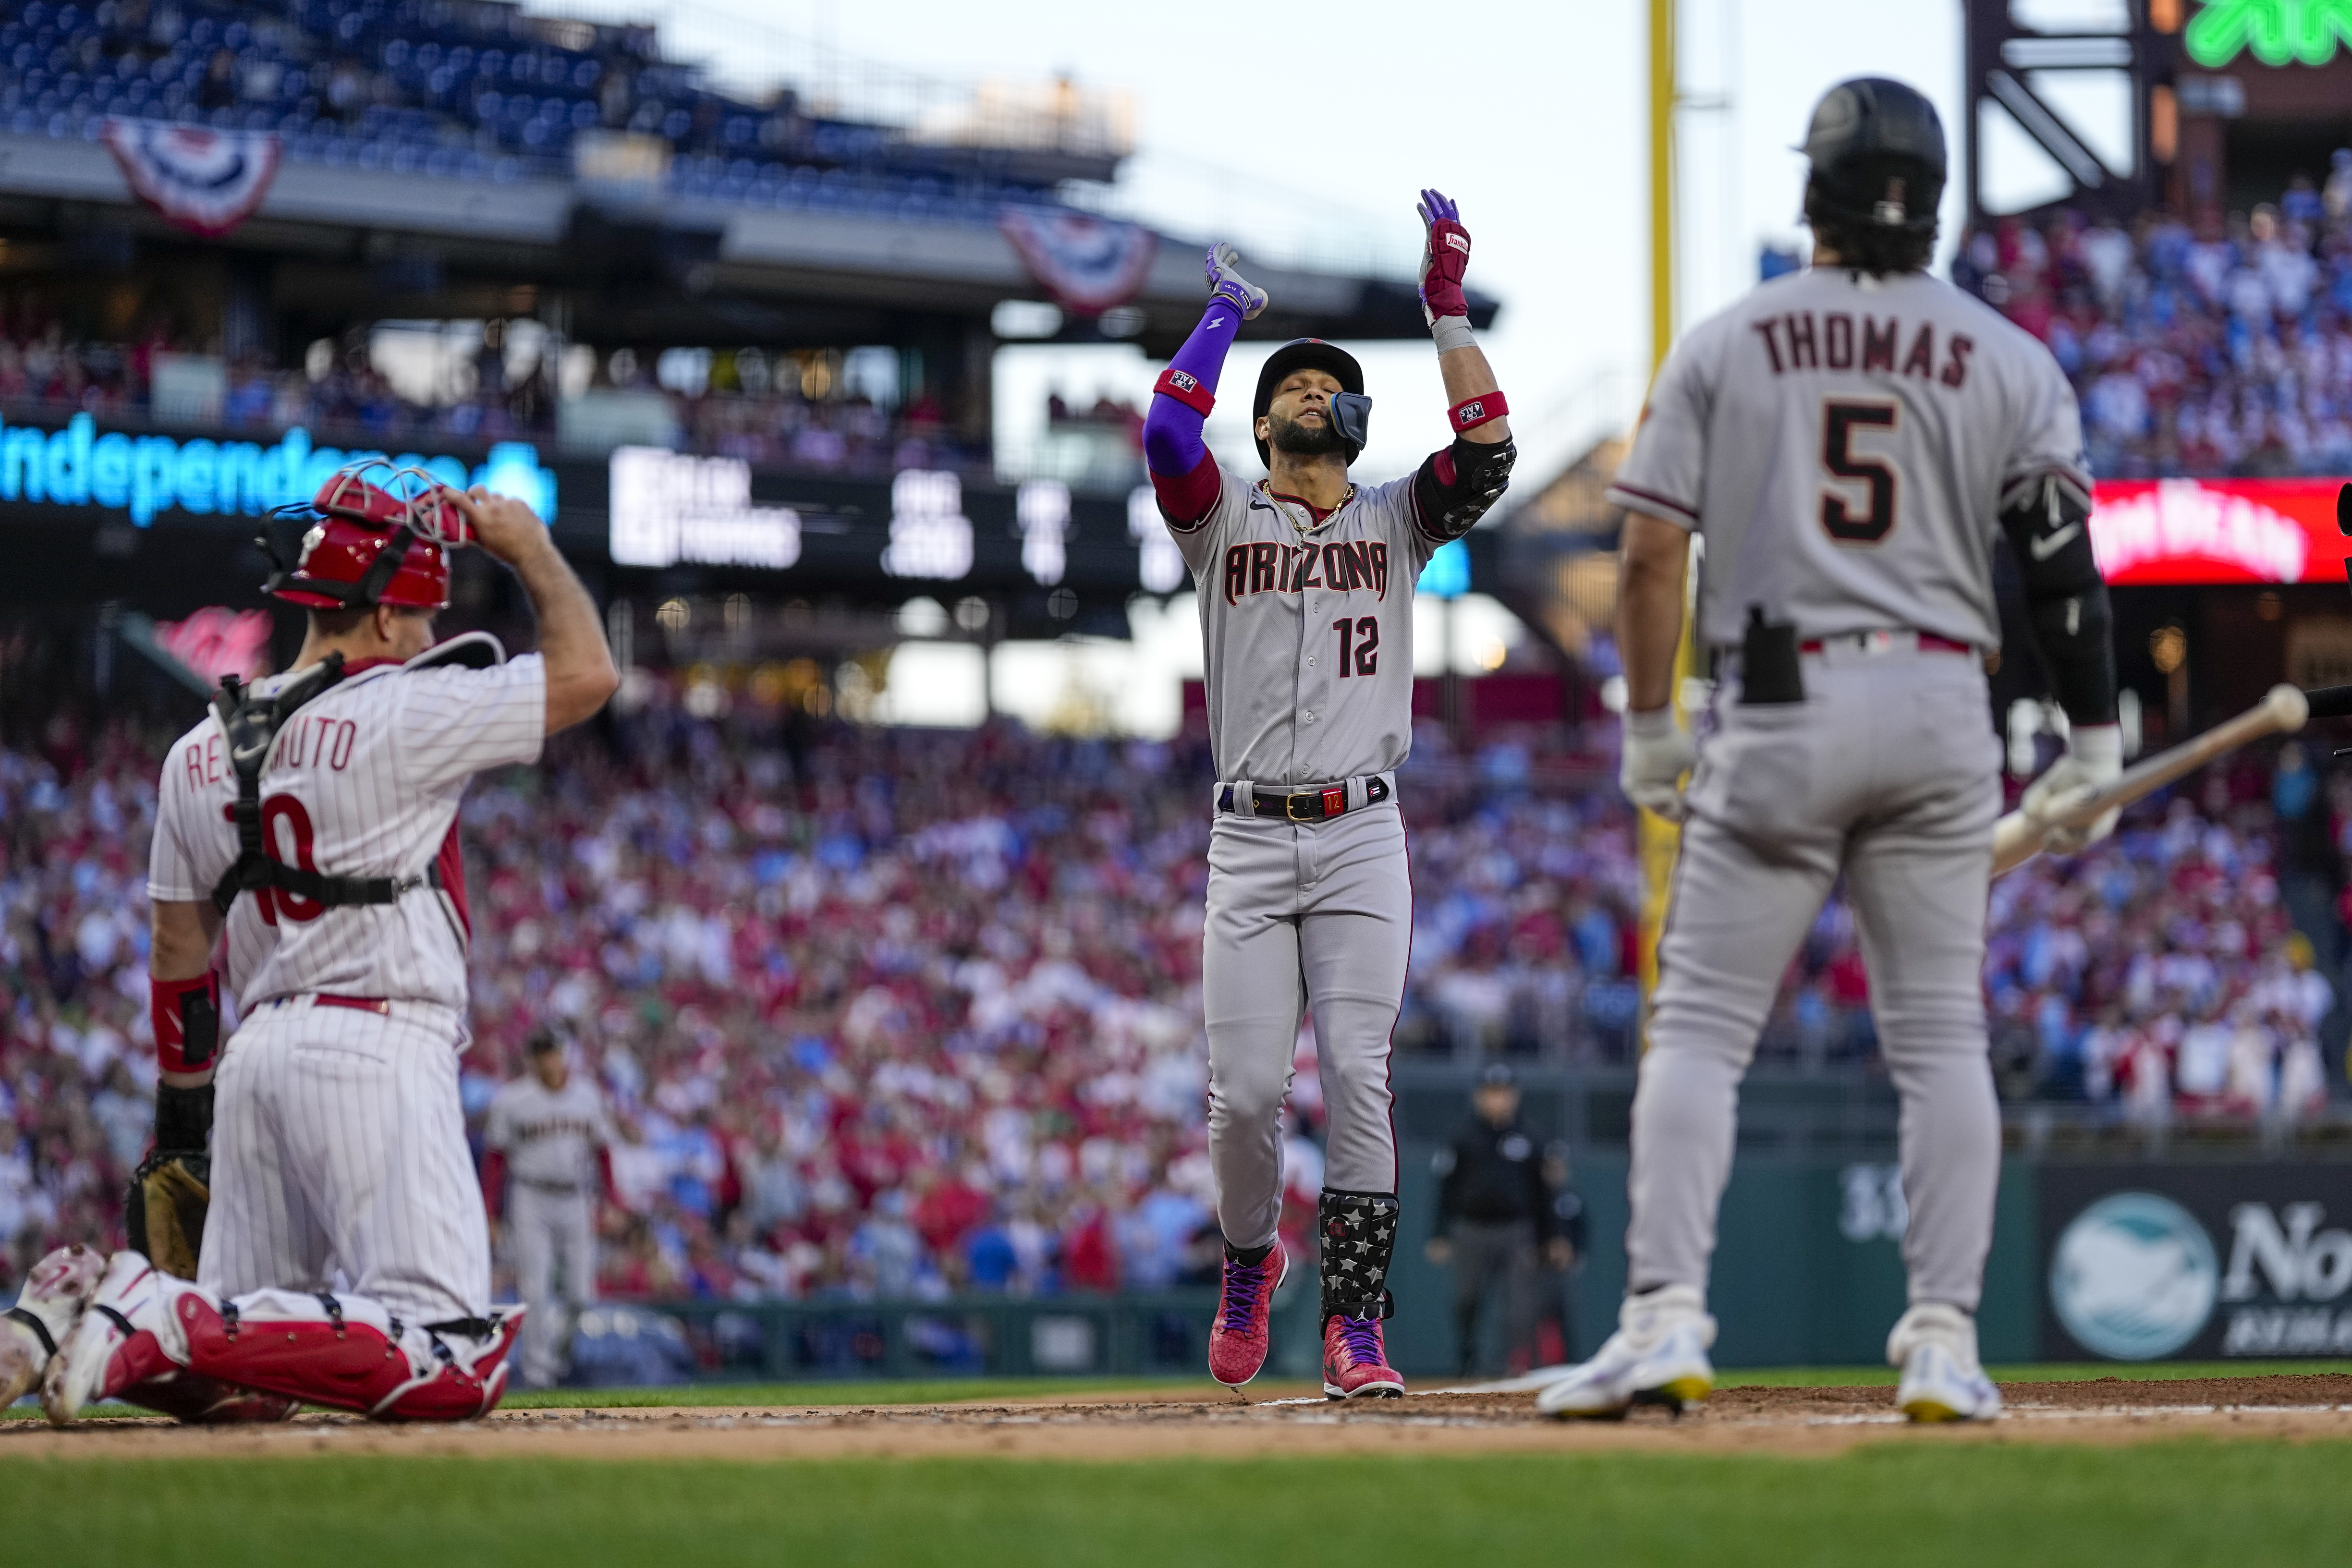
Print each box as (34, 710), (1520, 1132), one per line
(2040, 1164), (2352, 1361)
(2089, 477), (2352, 586)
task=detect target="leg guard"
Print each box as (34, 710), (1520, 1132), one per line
(1318, 1188), (1400, 1321)
(115, 1370), (300, 1425)
(179, 1289), (524, 1422)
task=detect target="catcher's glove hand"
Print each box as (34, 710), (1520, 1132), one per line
(125, 1081), (215, 1279)
(125, 1150), (210, 1280)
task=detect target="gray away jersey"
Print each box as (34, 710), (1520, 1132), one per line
(1607, 267), (2089, 651)
(1168, 466), (1451, 786)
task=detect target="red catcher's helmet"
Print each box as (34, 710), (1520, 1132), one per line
(263, 462), (470, 611)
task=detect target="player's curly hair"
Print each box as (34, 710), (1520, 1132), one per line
(1804, 184), (1936, 277)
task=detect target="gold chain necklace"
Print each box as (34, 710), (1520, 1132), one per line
(1262, 482), (1354, 537)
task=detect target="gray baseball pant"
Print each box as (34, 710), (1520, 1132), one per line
(1203, 800), (1409, 1250)
(1629, 644), (2003, 1311)
(507, 1182), (596, 1387)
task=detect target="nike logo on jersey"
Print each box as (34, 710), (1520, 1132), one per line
(1223, 538), (1390, 606)
(2029, 523), (2082, 560)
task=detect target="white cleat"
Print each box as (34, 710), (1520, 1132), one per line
(1536, 1284), (1717, 1420)
(1, 1244), (107, 1406)
(1889, 1302), (2002, 1423)
(41, 1250), (187, 1426)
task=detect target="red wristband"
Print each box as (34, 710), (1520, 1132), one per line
(1449, 390), (1509, 433)
(153, 971), (222, 1074)
(1153, 365), (1216, 416)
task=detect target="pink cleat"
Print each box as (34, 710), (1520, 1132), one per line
(1207, 1245), (1289, 1388)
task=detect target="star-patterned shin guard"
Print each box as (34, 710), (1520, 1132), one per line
(1318, 1189), (1401, 1320)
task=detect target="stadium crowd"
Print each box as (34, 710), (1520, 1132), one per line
(0, 687), (2343, 1301)
(1955, 156), (2352, 477)
(0, 300), (983, 477)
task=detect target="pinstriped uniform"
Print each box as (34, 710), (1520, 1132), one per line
(147, 653), (546, 1323)
(1165, 465), (1459, 1248)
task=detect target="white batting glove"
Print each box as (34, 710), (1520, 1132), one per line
(2021, 723), (2123, 852)
(1620, 706), (1697, 821)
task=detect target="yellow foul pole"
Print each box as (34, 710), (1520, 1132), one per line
(1634, 0), (1685, 1007)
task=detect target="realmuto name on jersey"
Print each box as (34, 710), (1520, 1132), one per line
(1223, 537), (1391, 606)
(1752, 311), (1974, 388)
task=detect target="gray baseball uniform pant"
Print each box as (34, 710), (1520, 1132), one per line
(507, 1182), (595, 1387)
(1629, 644), (2002, 1311)
(1203, 798), (1408, 1250)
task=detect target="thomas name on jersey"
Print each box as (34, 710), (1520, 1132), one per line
(1750, 311), (1975, 388)
(1222, 538), (1393, 606)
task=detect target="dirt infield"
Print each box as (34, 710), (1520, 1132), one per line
(9, 1373), (2352, 1461)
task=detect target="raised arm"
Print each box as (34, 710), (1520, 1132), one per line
(450, 489), (622, 735)
(1143, 243), (1267, 525)
(1410, 189), (1516, 539)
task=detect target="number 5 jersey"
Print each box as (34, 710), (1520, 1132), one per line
(1607, 265), (2089, 654)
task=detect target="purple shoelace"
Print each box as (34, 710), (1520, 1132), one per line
(1334, 1315), (1384, 1364)
(1219, 1257), (1273, 1333)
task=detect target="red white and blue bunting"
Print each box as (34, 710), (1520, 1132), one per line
(998, 207), (1158, 316)
(102, 119), (283, 238)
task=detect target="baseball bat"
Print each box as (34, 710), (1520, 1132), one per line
(1990, 683), (2309, 877)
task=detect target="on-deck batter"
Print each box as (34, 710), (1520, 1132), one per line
(1537, 79), (2120, 1425)
(484, 1029), (614, 1389)
(1142, 191), (1518, 1398)
(35, 463), (619, 1425)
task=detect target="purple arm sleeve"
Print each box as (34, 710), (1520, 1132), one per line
(1143, 300), (1243, 476)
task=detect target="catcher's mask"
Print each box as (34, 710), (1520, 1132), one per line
(1254, 338), (1369, 467)
(260, 460), (472, 612)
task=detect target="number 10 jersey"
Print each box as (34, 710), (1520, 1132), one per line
(1166, 465), (1456, 787)
(1607, 266), (2089, 654)
(149, 656), (547, 1015)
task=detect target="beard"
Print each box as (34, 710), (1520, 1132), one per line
(1267, 410), (1345, 458)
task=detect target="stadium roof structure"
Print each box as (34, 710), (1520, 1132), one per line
(0, 0), (1489, 351)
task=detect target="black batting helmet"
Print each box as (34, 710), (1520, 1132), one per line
(1253, 338), (1365, 467)
(1800, 76), (1946, 237)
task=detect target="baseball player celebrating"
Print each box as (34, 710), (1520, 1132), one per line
(483, 1028), (615, 1389)
(1143, 191), (1516, 1398)
(37, 464), (618, 1424)
(1537, 79), (2116, 1424)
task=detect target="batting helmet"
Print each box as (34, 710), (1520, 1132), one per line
(262, 462), (470, 612)
(1800, 77), (1946, 236)
(1253, 338), (1367, 467)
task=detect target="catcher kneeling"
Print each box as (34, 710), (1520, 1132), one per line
(1, 461), (617, 1423)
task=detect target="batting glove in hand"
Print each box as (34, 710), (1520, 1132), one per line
(2020, 723), (2123, 852)
(1205, 242), (1269, 320)
(1620, 706), (1697, 821)
(1416, 188), (1472, 326)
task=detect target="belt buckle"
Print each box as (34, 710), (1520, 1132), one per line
(1863, 629), (1896, 656)
(1285, 791), (1318, 822)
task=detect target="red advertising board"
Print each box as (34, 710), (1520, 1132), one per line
(2089, 477), (2352, 586)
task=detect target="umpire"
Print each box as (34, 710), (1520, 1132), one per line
(1426, 1065), (1580, 1377)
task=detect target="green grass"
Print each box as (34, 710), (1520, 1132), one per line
(5, 1445), (2350, 1567)
(495, 1375), (1206, 1410)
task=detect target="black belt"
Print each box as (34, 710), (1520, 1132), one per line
(515, 1177), (585, 1195)
(1218, 775), (1392, 823)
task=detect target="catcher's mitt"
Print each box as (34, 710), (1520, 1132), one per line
(125, 1150), (210, 1279)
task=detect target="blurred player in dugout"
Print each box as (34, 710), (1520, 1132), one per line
(1426, 1065), (1586, 1377)
(482, 1029), (616, 1390)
